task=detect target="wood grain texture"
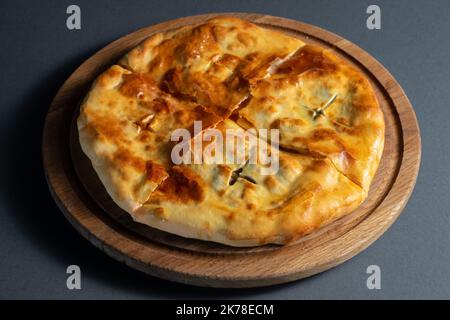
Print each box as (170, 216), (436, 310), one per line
(43, 13), (421, 288)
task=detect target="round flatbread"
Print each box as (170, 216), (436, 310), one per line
(77, 17), (384, 247)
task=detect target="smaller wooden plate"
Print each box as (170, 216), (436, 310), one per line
(43, 13), (421, 288)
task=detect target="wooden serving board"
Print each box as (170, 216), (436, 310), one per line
(43, 13), (421, 288)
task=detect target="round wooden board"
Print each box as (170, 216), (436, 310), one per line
(43, 13), (421, 288)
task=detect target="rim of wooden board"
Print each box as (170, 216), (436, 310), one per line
(42, 13), (421, 288)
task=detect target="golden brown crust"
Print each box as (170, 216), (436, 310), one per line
(78, 17), (384, 247)
(120, 16), (305, 118)
(238, 45), (385, 190)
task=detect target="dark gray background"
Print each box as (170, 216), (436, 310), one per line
(0, 0), (448, 299)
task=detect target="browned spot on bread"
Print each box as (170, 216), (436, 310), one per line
(173, 109), (192, 124)
(138, 131), (151, 142)
(280, 141), (326, 158)
(311, 128), (339, 141)
(194, 105), (222, 122)
(84, 111), (124, 143)
(107, 100), (117, 108)
(120, 73), (158, 98)
(215, 53), (241, 70)
(112, 148), (146, 172)
(258, 95), (275, 105)
(270, 117), (306, 129)
(154, 166), (205, 203)
(183, 105), (222, 134)
(152, 97), (170, 113)
(227, 211), (236, 221)
(217, 164), (232, 176)
(160, 68), (193, 100)
(182, 24), (218, 60)
(139, 97), (172, 114)
(307, 159), (330, 173)
(276, 45), (337, 75)
(146, 160), (168, 183)
(264, 176), (278, 190)
(155, 135), (166, 143)
(334, 117), (352, 127)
